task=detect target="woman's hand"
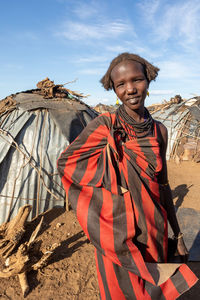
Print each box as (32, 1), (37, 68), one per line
(176, 236), (189, 263)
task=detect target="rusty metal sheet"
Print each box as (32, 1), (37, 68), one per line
(0, 108), (69, 223)
(14, 93), (88, 111)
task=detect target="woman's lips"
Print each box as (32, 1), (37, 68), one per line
(126, 97), (140, 104)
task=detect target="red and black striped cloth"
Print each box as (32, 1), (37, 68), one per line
(57, 112), (198, 299)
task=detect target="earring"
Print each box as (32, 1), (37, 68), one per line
(147, 91), (149, 97)
(116, 97), (119, 105)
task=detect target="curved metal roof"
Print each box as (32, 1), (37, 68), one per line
(0, 92), (98, 223)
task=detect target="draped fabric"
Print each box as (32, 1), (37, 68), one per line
(57, 112), (197, 299)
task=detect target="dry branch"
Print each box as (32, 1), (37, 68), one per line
(0, 205), (58, 297)
(0, 205), (32, 258)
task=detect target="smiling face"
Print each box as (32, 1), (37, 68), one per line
(111, 60), (149, 117)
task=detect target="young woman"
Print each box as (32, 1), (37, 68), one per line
(57, 53), (197, 299)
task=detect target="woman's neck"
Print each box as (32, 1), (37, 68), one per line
(124, 105), (145, 123)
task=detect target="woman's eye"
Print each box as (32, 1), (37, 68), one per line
(117, 82), (124, 87)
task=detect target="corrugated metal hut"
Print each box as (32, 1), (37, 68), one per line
(0, 78), (98, 224)
(149, 96), (200, 162)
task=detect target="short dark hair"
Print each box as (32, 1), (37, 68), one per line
(100, 52), (160, 90)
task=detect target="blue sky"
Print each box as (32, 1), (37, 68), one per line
(1, 0), (200, 106)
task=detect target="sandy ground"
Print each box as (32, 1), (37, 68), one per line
(0, 161), (199, 300)
(168, 161), (200, 211)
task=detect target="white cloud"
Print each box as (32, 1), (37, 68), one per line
(158, 59), (200, 80)
(100, 98), (111, 103)
(156, 2), (200, 43)
(75, 56), (108, 63)
(139, 0), (200, 48)
(72, 1), (99, 19)
(138, 0), (160, 21)
(57, 20), (135, 41)
(150, 89), (174, 95)
(78, 68), (105, 75)
(158, 61), (187, 79)
(179, 4), (200, 44)
(105, 45), (130, 53)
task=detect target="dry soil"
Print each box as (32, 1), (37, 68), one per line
(0, 161), (199, 300)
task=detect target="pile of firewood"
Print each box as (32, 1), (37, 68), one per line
(35, 77), (88, 99)
(0, 205), (58, 297)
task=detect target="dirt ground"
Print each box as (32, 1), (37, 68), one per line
(0, 161), (199, 300)
(168, 161), (200, 211)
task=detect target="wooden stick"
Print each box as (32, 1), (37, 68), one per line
(18, 272), (29, 298)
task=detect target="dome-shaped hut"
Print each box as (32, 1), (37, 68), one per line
(0, 78), (98, 223)
(148, 96), (200, 162)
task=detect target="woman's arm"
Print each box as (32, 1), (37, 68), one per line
(157, 122), (189, 262)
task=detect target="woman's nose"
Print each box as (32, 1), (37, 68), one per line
(126, 83), (136, 94)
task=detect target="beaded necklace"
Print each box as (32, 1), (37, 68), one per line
(116, 105), (153, 140)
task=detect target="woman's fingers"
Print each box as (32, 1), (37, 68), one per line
(177, 237), (189, 262)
